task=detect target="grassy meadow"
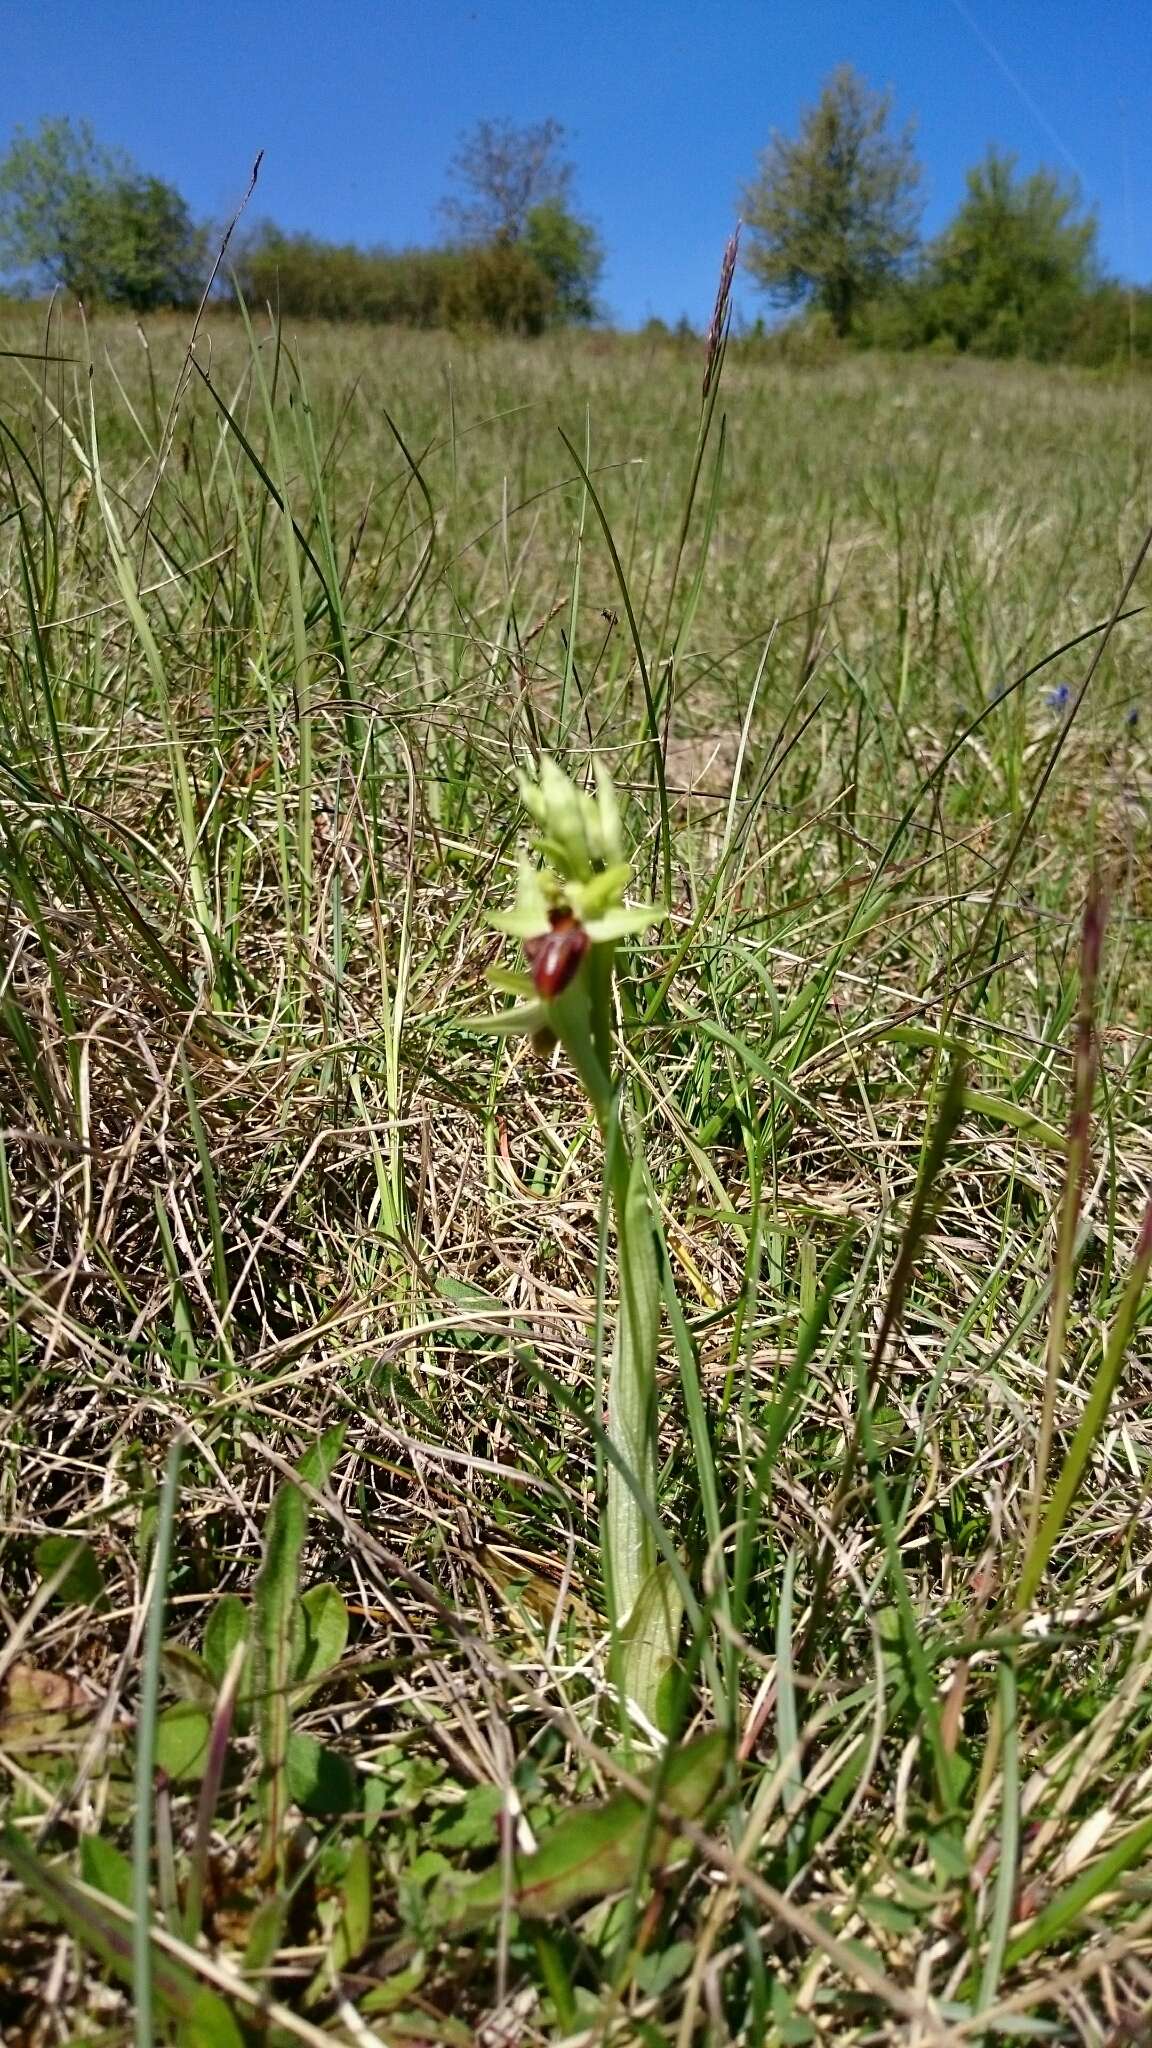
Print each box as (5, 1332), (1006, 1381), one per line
(1, 303), (1151, 2044)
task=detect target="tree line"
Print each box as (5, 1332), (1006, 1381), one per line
(0, 116), (604, 336)
(2, 89), (1150, 365)
(739, 65), (1148, 367)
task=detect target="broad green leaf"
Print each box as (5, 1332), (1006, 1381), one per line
(256, 1532), (304, 1861)
(285, 1729), (357, 1815)
(161, 1644), (217, 1707)
(621, 1563), (684, 1734)
(363, 1775), (388, 1835)
(254, 1423), (344, 1871)
(35, 1536), (109, 1612)
(606, 1137), (662, 1636)
(330, 1836), (371, 1973)
(928, 1828), (969, 1884)
(179, 1989), (248, 2048)
(859, 1891), (919, 1934)
(154, 1702), (211, 1783)
(770, 1979), (817, 2045)
(203, 1595), (249, 1688)
(243, 1892), (289, 1972)
(434, 1730), (726, 1928)
(295, 1583), (348, 1685)
(633, 1939), (696, 1994)
(436, 1274), (507, 1308)
(358, 1956), (427, 2014)
(79, 1834), (133, 1909)
(297, 1422), (347, 1493)
(437, 1782), (504, 1850)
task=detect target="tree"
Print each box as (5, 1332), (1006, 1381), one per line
(439, 117), (602, 328)
(741, 65), (921, 337)
(522, 198), (602, 322)
(922, 149), (1098, 359)
(0, 116), (203, 309)
(440, 117), (573, 244)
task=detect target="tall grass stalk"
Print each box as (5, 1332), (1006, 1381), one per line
(1025, 875), (1105, 1552)
(1017, 1200), (1152, 1611)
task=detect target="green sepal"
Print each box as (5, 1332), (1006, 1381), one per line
(459, 1002), (550, 1038)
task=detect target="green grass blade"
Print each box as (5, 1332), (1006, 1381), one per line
(254, 1425), (346, 1876)
(133, 1437), (184, 2048)
(1003, 1806), (1152, 1969)
(977, 1657), (1020, 2010)
(1016, 1203), (1152, 1611)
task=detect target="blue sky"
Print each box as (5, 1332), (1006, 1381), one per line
(5, 0), (1149, 328)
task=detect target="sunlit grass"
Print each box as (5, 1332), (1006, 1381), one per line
(0, 302), (1150, 2042)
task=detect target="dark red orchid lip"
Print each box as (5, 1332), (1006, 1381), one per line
(525, 906), (590, 999)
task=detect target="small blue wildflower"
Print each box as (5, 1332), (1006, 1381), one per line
(1125, 705), (1139, 729)
(1045, 683), (1071, 712)
(988, 680), (1009, 705)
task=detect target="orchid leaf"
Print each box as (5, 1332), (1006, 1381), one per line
(433, 1731), (726, 1930)
(622, 1563), (685, 1735)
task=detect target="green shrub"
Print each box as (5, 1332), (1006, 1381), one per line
(441, 237), (556, 335)
(232, 228), (460, 327)
(232, 225), (559, 335)
(1064, 284), (1152, 368)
